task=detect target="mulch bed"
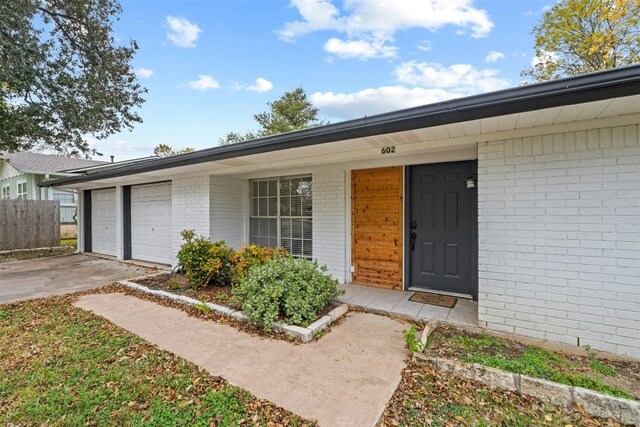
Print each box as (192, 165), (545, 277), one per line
(136, 273), (241, 309)
(426, 324), (640, 401)
(378, 361), (627, 426)
(129, 273), (342, 340)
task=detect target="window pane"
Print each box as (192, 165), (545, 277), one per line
(251, 181), (259, 197)
(280, 180), (290, 196)
(290, 196), (302, 216)
(251, 198), (259, 216)
(303, 241), (312, 257)
(280, 196), (290, 216)
(268, 196), (278, 216)
(292, 219), (302, 239)
(267, 180), (278, 197)
(281, 218), (291, 239)
(258, 197), (268, 216)
(303, 218), (312, 240)
(258, 181), (269, 197)
(291, 239), (303, 256)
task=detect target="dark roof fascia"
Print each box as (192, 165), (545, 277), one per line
(41, 65), (640, 188)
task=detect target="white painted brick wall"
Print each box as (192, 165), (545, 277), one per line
(171, 176), (210, 267)
(478, 124), (640, 358)
(313, 170), (347, 283)
(210, 176), (247, 248)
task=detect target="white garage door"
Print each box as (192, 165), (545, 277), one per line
(131, 182), (172, 265)
(91, 188), (117, 256)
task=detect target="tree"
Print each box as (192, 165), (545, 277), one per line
(0, 0), (146, 155)
(522, 0), (640, 82)
(219, 87), (327, 145)
(153, 144), (194, 158)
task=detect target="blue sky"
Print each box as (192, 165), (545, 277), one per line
(91, 0), (552, 161)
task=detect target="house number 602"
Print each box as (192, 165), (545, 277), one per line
(381, 146), (396, 154)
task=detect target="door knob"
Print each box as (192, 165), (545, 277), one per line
(410, 231), (417, 251)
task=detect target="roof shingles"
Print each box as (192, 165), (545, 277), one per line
(0, 152), (106, 174)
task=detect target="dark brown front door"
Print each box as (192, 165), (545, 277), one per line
(408, 161), (477, 299)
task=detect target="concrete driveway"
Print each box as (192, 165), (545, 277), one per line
(0, 254), (151, 303)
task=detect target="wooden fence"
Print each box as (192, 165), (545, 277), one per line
(0, 200), (60, 251)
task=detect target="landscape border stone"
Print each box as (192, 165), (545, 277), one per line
(117, 277), (349, 343)
(412, 352), (640, 425)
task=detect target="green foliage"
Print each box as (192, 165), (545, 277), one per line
(176, 230), (234, 289)
(230, 244), (287, 285)
(219, 87), (327, 145)
(403, 325), (425, 353)
(453, 335), (505, 351)
(153, 144), (194, 158)
(466, 348), (633, 400)
(522, 0), (640, 82)
(232, 255), (343, 329)
(0, 310), (8, 320)
(194, 301), (212, 313)
(585, 345), (618, 377)
(0, 0), (146, 155)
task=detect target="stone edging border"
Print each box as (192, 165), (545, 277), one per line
(0, 245), (74, 255)
(117, 276), (349, 343)
(413, 322), (640, 425)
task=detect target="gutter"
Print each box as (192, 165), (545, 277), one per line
(41, 65), (640, 188)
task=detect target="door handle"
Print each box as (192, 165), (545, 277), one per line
(411, 220), (417, 230)
(410, 231), (417, 251)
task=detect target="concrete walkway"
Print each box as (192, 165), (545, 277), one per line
(0, 254), (150, 303)
(75, 293), (407, 427)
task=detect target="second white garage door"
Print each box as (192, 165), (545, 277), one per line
(131, 182), (172, 265)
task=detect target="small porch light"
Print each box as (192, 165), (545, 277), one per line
(464, 176), (476, 189)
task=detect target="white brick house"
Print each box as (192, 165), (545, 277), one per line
(44, 66), (640, 358)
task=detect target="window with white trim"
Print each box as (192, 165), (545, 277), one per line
(16, 181), (27, 199)
(249, 176), (312, 258)
(52, 189), (75, 205)
(1, 185), (9, 199)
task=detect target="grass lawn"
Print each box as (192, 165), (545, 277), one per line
(0, 295), (313, 426)
(60, 237), (78, 247)
(379, 362), (624, 427)
(425, 325), (639, 401)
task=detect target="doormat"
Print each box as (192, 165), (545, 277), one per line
(409, 292), (457, 308)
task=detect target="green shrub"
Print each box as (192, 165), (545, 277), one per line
(176, 230), (234, 289)
(233, 255), (344, 329)
(230, 244), (287, 285)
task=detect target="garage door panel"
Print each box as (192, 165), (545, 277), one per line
(131, 182), (172, 265)
(91, 188), (117, 256)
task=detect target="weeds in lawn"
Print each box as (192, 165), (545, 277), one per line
(0, 310), (8, 320)
(403, 325), (425, 353)
(194, 301), (212, 313)
(585, 345), (618, 377)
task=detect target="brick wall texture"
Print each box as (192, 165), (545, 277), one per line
(477, 124), (640, 358)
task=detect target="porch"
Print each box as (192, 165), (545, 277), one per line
(336, 283), (478, 327)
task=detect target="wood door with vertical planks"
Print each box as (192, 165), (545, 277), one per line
(351, 167), (403, 290)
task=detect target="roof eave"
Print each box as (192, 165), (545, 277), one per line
(41, 65), (640, 188)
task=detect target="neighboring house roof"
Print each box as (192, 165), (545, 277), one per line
(42, 64), (640, 188)
(61, 156), (160, 174)
(0, 152), (107, 175)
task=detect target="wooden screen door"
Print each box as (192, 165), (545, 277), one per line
(351, 167), (403, 290)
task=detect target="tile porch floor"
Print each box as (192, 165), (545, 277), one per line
(336, 283), (478, 327)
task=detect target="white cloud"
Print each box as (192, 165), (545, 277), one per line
(312, 86), (462, 119)
(531, 50), (560, 67)
(417, 40), (432, 51)
(246, 77), (274, 93)
(135, 67), (154, 78)
(312, 60), (510, 120)
(187, 75), (220, 91)
(484, 50), (505, 63)
(280, 0), (494, 50)
(324, 38), (397, 59)
(166, 16), (202, 48)
(395, 61), (510, 92)
(85, 137), (155, 161)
